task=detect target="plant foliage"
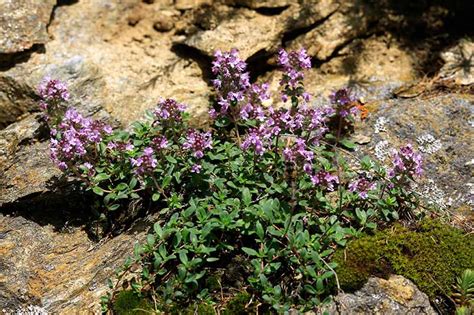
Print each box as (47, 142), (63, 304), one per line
(39, 48), (426, 312)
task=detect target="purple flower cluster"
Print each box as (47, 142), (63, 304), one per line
(183, 129), (212, 173)
(152, 136), (169, 150)
(38, 78), (70, 104)
(277, 48), (312, 103)
(239, 83), (269, 121)
(211, 49), (250, 118)
(349, 177), (376, 199)
(329, 88), (358, 118)
(107, 141), (134, 152)
(153, 98), (186, 123)
(241, 128), (267, 155)
(38, 78), (70, 121)
(183, 130), (212, 159)
(131, 147), (158, 175)
(388, 144), (423, 178)
(50, 109), (112, 170)
(310, 170), (339, 191)
(283, 138), (314, 167)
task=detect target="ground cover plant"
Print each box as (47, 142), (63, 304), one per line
(39, 48), (426, 312)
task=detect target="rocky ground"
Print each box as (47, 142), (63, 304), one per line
(0, 0), (472, 313)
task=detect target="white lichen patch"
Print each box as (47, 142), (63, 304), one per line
(374, 140), (390, 161)
(421, 179), (451, 209)
(374, 116), (389, 133)
(416, 134), (442, 154)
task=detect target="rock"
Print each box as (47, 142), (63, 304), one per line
(0, 114), (60, 207)
(0, 0), (210, 128)
(439, 39), (474, 85)
(358, 93), (473, 211)
(280, 0), (340, 31)
(0, 55), (110, 128)
(175, 0), (212, 10)
(153, 16), (175, 32)
(320, 275), (436, 314)
(263, 35), (416, 107)
(0, 0), (56, 54)
(0, 213), (148, 313)
(225, 0), (292, 8)
(288, 7), (369, 60)
(183, 7), (285, 59)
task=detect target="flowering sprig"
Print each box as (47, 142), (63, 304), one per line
(38, 78), (70, 123)
(277, 48), (311, 106)
(349, 177), (377, 199)
(211, 49), (250, 119)
(153, 98), (187, 131)
(50, 108), (112, 171)
(183, 129), (212, 173)
(241, 128), (267, 155)
(329, 88), (358, 118)
(131, 147), (158, 175)
(388, 144), (423, 179)
(310, 170), (339, 191)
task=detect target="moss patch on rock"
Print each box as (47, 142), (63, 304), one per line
(333, 219), (474, 301)
(113, 290), (155, 314)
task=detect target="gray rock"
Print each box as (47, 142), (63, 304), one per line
(357, 93), (474, 212)
(0, 0), (56, 54)
(319, 275), (436, 314)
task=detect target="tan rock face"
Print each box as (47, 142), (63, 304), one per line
(0, 0), (56, 54)
(183, 7), (285, 60)
(0, 213), (148, 313)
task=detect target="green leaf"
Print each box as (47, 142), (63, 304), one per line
(152, 193), (161, 202)
(115, 183), (128, 191)
(162, 176), (172, 189)
(355, 209), (367, 225)
(94, 173), (109, 183)
(256, 221), (264, 239)
(179, 252), (188, 265)
(129, 177), (138, 189)
(165, 156), (177, 164)
(242, 188), (252, 206)
(92, 186), (104, 196)
(154, 222), (163, 238)
(340, 138), (356, 150)
(147, 234), (155, 247)
(107, 204), (120, 211)
(242, 247), (259, 256)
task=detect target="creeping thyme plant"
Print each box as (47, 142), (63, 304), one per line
(39, 48), (425, 312)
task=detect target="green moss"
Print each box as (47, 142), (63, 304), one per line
(113, 290), (155, 315)
(334, 219), (474, 301)
(205, 274), (222, 293)
(223, 292), (252, 315)
(179, 302), (215, 315)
